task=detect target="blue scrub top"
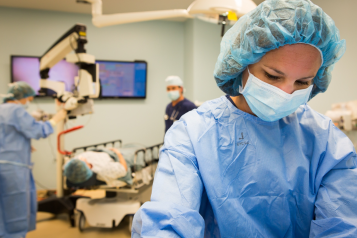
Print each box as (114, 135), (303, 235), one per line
(165, 98), (196, 133)
(133, 95), (357, 238)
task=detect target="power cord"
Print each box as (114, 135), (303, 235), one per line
(69, 34), (82, 94)
(33, 98), (41, 110)
(35, 179), (51, 190)
(46, 134), (57, 162)
(84, 114), (92, 127)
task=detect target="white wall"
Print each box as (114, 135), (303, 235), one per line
(0, 7), (185, 189)
(184, 19), (225, 103)
(308, 0), (357, 114)
(184, 20), (194, 100)
(192, 19), (225, 102)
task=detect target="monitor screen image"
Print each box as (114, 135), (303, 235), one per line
(11, 56), (147, 99)
(11, 56), (79, 97)
(97, 60), (147, 98)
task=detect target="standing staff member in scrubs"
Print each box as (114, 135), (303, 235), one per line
(0, 82), (67, 238)
(164, 76), (196, 133)
(132, 0), (357, 237)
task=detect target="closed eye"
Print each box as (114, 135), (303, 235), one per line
(296, 80), (311, 86)
(265, 72), (280, 80)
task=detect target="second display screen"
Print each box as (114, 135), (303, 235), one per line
(11, 56), (147, 99)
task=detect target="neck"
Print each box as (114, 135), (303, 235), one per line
(230, 95), (256, 116)
(172, 95), (184, 107)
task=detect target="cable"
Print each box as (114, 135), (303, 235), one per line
(84, 114), (92, 127)
(33, 98), (41, 110)
(46, 134), (57, 161)
(35, 179), (50, 190)
(69, 34), (82, 94)
(65, 117), (75, 128)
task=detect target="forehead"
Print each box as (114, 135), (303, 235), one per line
(261, 44), (322, 74)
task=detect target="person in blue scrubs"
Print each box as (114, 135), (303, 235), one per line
(0, 82), (67, 238)
(132, 0), (357, 237)
(164, 76), (197, 133)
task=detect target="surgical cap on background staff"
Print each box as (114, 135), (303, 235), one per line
(0, 82), (67, 238)
(164, 76), (196, 133)
(132, 0), (357, 237)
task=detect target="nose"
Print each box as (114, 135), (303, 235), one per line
(276, 82), (295, 94)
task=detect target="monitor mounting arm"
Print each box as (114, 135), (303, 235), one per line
(39, 24), (100, 106)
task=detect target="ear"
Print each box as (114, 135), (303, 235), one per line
(180, 87), (184, 95)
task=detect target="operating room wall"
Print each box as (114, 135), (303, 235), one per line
(0, 7), (185, 189)
(184, 20), (194, 101)
(192, 19), (225, 102)
(308, 0), (357, 114)
(184, 19), (225, 103)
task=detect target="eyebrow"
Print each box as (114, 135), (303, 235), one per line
(263, 65), (315, 81)
(264, 65), (285, 76)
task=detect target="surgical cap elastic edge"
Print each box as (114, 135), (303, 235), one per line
(3, 82), (36, 103)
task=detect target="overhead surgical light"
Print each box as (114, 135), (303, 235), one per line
(78, 0), (257, 36)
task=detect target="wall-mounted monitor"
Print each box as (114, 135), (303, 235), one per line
(10, 56), (147, 99)
(11, 55), (79, 97)
(97, 60), (147, 99)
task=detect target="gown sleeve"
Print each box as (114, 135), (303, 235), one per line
(132, 119), (205, 238)
(14, 107), (54, 139)
(310, 123), (357, 237)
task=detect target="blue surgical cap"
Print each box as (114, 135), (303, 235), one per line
(3, 82), (36, 103)
(64, 159), (93, 184)
(214, 0), (346, 98)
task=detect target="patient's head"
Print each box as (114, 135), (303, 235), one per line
(64, 158), (93, 184)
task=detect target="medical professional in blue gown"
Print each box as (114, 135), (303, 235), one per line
(164, 76), (197, 133)
(132, 0), (357, 237)
(0, 82), (67, 238)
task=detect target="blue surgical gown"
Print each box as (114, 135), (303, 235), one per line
(132, 96), (357, 237)
(0, 103), (53, 238)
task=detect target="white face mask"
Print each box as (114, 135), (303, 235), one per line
(22, 100), (30, 109)
(168, 90), (180, 101)
(15, 99), (30, 109)
(239, 68), (313, 122)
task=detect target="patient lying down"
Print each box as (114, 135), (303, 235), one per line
(64, 148), (128, 187)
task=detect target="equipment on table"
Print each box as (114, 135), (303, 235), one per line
(325, 101), (357, 131)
